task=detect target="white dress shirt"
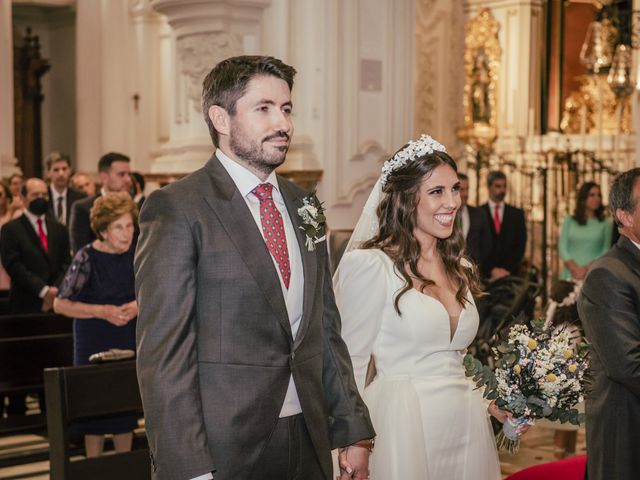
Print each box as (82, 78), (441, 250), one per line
(50, 187), (67, 224)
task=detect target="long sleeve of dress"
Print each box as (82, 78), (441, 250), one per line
(333, 249), (387, 393)
(558, 216), (573, 262)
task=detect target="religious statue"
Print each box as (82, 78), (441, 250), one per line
(471, 48), (490, 123)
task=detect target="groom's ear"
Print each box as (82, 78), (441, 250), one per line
(616, 207), (635, 230)
(209, 105), (230, 137)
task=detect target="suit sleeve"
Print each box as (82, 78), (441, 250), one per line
(134, 189), (215, 478)
(0, 223), (47, 296)
(578, 264), (640, 399)
(320, 244), (376, 449)
(69, 201), (91, 253)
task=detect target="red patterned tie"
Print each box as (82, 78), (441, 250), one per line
(37, 218), (49, 253)
(253, 183), (291, 289)
(493, 203), (502, 235)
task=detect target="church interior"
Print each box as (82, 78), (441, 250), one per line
(1, 0), (638, 478)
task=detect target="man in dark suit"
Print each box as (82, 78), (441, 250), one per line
(69, 152), (132, 252)
(480, 171), (527, 280)
(577, 168), (640, 480)
(45, 152), (86, 225)
(0, 178), (70, 313)
(135, 56), (374, 480)
(458, 173), (491, 266)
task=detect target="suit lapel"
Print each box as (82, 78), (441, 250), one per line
(278, 178), (317, 349)
(201, 158), (293, 339)
(44, 216), (58, 263)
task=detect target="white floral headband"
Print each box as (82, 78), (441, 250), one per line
(380, 134), (447, 186)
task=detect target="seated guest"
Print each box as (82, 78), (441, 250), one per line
(54, 192), (138, 457)
(70, 172), (97, 198)
(458, 172), (492, 266)
(558, 182), (612, 280)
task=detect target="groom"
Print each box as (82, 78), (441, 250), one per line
(135, 56), (375, 480)
(578, 168), (640, 480)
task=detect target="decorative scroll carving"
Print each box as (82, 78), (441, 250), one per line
(459, 8), (501, 146)
(177, 32), (241, 112)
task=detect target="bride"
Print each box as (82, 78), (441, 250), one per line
(334, 135), (511, 479)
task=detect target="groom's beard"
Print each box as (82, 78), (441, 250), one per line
(229, 127), (290, 176)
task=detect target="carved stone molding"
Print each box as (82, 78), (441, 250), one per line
(177, 32), (241, 112)
(335, 141), (387, 205)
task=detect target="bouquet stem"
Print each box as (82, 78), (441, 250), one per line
(496, 429), (521, 454)
(497, 417), (534, 454)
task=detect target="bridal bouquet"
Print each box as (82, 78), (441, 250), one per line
(464, 316), (589, 453)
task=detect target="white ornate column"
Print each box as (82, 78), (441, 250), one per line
(464, 0), (545, 151)
(128, 0), (170, 174)
(76, 0), (134, 173)
(149, 0), (271, 173)
(0, 0), (16, 176)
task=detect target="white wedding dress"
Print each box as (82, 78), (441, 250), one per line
(334, 249), (501, 480)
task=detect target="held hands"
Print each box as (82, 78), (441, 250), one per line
(337, 444), (371, 480)
(100, 301), (138, 326)
(488, 400), (530, 436)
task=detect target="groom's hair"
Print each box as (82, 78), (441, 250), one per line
(610, 167), (640, 227)
(201, 56), (297, 146)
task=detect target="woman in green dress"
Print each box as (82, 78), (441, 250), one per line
(558, 182), (612, 281)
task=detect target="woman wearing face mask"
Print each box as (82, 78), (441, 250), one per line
(54, 192), (138, 458)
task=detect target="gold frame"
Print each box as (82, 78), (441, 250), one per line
(460, 8), (501, 145)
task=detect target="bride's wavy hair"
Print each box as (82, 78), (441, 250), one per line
(362, 149), (483, 314)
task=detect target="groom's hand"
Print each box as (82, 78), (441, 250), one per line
(337, 442), (371, 480)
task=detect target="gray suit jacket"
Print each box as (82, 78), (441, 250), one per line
(577, 235), (640, 480)
(134, 156), (374, 480)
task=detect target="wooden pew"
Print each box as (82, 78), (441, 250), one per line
(44, 361), (150, 480)
(0, 312), (73, 437)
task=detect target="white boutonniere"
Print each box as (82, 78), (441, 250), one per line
(297, 194), (326, 251)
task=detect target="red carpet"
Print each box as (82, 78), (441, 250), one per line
(505, 454), (586, 480)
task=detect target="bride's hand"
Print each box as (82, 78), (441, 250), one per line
(488, 400), (510, 423)
(488, 401), (531, 435)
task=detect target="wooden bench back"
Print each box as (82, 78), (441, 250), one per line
(44, 361), (150, 480)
